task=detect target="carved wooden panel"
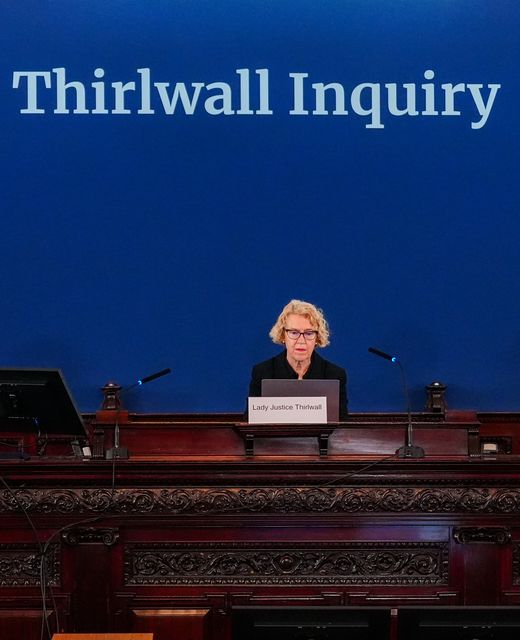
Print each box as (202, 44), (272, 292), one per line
(2, 487), (520, 515)
(513, 543), (520, 585)
(453, 527), (511, 545)
(124, 542), (448, 586)
(61, 527), (119, 546)
(0, 543), (59, 587)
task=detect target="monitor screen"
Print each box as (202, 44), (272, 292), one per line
(0, 368), (87, 436)
(233, 607), (390, 640)
(397, 607), (520, 640)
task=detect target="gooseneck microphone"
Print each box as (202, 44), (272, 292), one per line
(368, 347), (398, 363)
(125, 368), (172, 391)
(106, 367), (172, 460)
(368, 347), (425, 459)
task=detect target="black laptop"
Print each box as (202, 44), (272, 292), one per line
(261, 379), (340, 422)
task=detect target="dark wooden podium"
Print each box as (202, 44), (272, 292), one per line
(1, 410), (520, 640)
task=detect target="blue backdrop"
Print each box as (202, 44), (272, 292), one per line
(1, 1), (519, 413)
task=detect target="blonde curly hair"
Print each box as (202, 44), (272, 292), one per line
(269, 299), (330, 347)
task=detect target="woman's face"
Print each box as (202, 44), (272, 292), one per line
(284, 313), (318, 363)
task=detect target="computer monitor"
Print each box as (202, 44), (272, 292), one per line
(397, 607), (520, 640)
(0, 368), (87, 437)
(232, 606), (391, 640)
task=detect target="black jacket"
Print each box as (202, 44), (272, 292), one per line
(249, 350), (348, 419)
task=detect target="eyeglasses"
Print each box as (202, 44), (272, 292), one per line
(284, 329), (318, 341)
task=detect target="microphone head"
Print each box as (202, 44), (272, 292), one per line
(138, 368), (172, 385)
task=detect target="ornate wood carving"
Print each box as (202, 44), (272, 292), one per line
(453, 527), (511, 545)
(124, 541), (448, 586)
(2, 486), (520, 515)
(0, 543), (60, 587)
(61, 527), (120, 546)
(513, 543), (520, 585)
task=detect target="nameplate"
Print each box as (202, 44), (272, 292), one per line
(248, 396), (327, 424)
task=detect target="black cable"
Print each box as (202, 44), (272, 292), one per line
(319, 453), (398, 486)
(0, 439), (34, 450)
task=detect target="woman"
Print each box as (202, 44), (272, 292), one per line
(249, 299), (348, 418)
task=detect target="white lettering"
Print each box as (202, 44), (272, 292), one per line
(236, 68), (253, 115)
(289, 72), (309, 115)
(12, 71), (51, 113)
(421, 69), (439, 115)
(441, 82), (466, 116)
(312, 82), (348, 115)
(205, 82), (234, 115)
(467, 83), (501, 130)
(386, 83), (418, 116)
(10, 67), (500, 129)
(154, 82), (204, 114)
(256, 68), (272, 115)
(53, 67), (89, 114)
(137, 68), (154, 114)
(351, 82), (383, 129)
(112, 80), (135, 114)
(91, 68), (109, 114)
